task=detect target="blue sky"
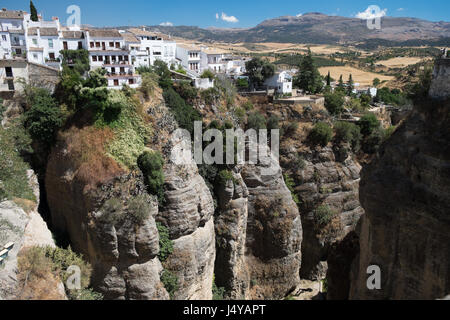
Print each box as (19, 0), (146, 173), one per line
(3, 0), (450, 28)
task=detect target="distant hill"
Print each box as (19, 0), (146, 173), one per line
(132, 12), (450, 47)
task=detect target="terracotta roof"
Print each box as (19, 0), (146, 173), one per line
(88, 29), (122, 38)
(28, 27), (59, 36)
(61, 31), (84, 39)
(0, 10), (25, 19)
(121, 33), (139, 43)
(8, 29), (24, 34)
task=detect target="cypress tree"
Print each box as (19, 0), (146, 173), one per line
(347, 74), (354, 95)
(30, 1), (38, 22)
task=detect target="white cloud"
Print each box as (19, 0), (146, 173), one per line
(356, 6), (387, 19)
(159, 21), (173, 27)
(397, 8), (405, 12)
(215, 12), (239, 23)
(296, 13), (303, 17)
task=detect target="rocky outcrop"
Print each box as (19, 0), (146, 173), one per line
(0, 170), (65, 300)
(159, 131), (216, 300)
(429, 58), (450, 100)
(282, 145), (364, 280)
(215, 149), (303, 300)
(348, 98), (450, 299)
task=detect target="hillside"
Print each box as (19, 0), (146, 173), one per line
(143, 13), (450, 46)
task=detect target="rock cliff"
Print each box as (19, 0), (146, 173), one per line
(347, 98), (450, 299)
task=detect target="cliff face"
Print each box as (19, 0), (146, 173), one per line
(0, 170), (66, 300)
(215, 151), (303, 300)
(347, 98), (450, 299)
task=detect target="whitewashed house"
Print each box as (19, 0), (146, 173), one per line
(128, 28), (176, 67)
(176, 44), (205, 76)
(264, 71), (293, 94)
(0, 9), (27, 60)
(86, 29), (140, 89)
(203, 48), (227, 73)
(60, 28), (85, 51)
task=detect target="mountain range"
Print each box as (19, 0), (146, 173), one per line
(135, 12), (450, 47)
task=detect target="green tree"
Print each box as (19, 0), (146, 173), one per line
(247, 112), (267, 130)
(358, 113), (380, 137)
(294, 49), (323, 94)
(372, 78), (381, 88)
(137, 151), (165, 204)
(347, 74), (354, 96)
(326, 71), (331, 86)
(324, 91), (345, 115)
(333, 121), (362, 152)
(30, 1), (38, 22)
(24, 88), (64, 146)
(245, 57), (275, 88)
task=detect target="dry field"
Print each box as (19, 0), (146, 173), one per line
(377, 57), (431, 68)
(319, 66), (394, 86)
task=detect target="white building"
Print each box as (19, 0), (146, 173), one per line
(86, 29), (140, 89)
(264, 71), (293, 94)
(176, 44), (204, 76)
(60, 28), (86, 51)
(0, 9), (27, 60)
(128, 28), (176, 67)
(26, 26), (62, 68)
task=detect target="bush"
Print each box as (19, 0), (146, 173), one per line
(161, 269), (179, 299)
(236, 78), (249, 90)
(128, 195), (151, 225)
(163, 87), (202, 135)
(333, 121), (362, 152)
(175, 81), (198, 103)
(139, 73), (158, 100)
(98, 197), (124, 225)
(247, 112), (266, 130)
(314, 205), (334, 227)
(357, 113), (380, 137)
(200, 87), (221, 105)
(137, 151), (165, 204)
(267, 115), (280, 131)
(200, 70), (215, 80)
(309, 122), (333, 147)
(212, 277), (226, 300)
(284, 174), (300, 205)
(241, 101), (254, 111)
(282, 122), (299, 137)
(157, 222), (174, 262)
(217, 170), (234, 186)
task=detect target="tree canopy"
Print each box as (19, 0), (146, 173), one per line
(245, 57), (275, 88)
(294, 49), (323, 94)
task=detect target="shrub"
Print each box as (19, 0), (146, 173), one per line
(333, 121), (362, 152)
(60, 49), (90, 75)
(234, 107), (246, 124)
(358, 113), (380, 137)
(247, 112), (266, 130)
(282, 122), (299, 137)
(236, 78), (249, 90)
(139, 73), (158, 100)
(163, 87), (202, 135)
(157, 222), (174, 262)
(200, 70), (215, 80)
(161, 269), (179, 299)
(200, 87), (221, 105)
(137, 151), (165, 204)
(309, 122), (333, 147)
(98, 197), (124, 225)
(267, 115), (280, 131)
(241, 101), (254, 111)
(217, 170), (234, 186)
(212, 277), (226, 300)
(284, 174), (300, 205)
(175, 81), (198, 103)
(128, 195), (151, 225)
(314, 205), (334, 227)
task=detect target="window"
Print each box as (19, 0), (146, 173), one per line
(78, 41), (83, 50)
(33, 54), (38, 60)
(115, 42), (120, 49)
(90, 42), (94, 48)
(92, 55), (98, 62)
(114, 79), (119, 86)
(95, 42), (100, 47)
(1, 35), (6, 41)
(7, 79), (14, 91)
(49, 52), (55, 60)
(5, 67), (13, 77)
(124, 55), (129, 61)
(15, 48), (22, 55)
(63, 41), (68, 50)
(109, 42), (114, 47)
(32, 38), (38, 45)
(129, 79), (134, 85)
(48, 39), (54, 48)
(98, 56), (103, 62)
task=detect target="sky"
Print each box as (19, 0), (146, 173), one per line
(2, 0), (450, 28)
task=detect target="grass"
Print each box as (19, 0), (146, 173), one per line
(0, 125), (35, 203)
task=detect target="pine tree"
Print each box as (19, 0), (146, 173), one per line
(30, 1), (38, 22)
(294, 48), (323, 94)
(326, 71), (331, 86)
